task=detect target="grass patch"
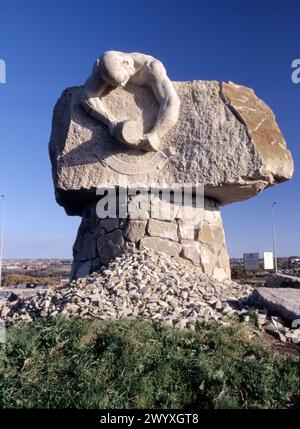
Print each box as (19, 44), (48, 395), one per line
(0, 317), (299, 408)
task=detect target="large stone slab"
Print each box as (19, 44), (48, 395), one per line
(49, 81), (293, 215)
(248, 287), (300, 323)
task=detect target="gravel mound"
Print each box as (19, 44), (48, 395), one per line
(0, 250), (299, 342)
(0, 250), (253, 329)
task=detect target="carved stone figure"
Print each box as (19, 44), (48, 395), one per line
(81, 50), (180, 151)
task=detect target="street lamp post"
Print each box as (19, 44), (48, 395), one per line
(0, 194), (5, 288)
(272, 201), (278, 275)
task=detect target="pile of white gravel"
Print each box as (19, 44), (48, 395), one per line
(0, 249), (255, 329)
(1, 249), (300, 343)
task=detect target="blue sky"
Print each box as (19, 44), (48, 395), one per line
(0, 0), (299, 258)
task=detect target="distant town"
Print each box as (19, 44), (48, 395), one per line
(0, 258), (72, 289)
(0, 255), (299, 290)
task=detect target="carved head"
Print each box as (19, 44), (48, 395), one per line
(99, 50), (135, 87)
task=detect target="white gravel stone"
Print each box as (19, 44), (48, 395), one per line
(0, 250), (297, 340)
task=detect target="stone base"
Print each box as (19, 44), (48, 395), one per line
(70, 197), (231, 282)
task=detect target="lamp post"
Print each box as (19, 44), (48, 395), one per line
(0, 194), (5, 288)
(272, 201), (278, 275)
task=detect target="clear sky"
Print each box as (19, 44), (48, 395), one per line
(0, 0), (299, 258)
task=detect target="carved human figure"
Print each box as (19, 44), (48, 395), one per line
(81, 50), (180, 151)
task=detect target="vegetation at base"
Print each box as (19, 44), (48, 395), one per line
(0, 318), (299, 409)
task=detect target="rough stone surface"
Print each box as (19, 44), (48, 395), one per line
(49, 81), (293, 215)
(178, 222), (195, 240)
(140, 237), (182, 257)
(97, 229), (125, 266)
(69, 197), (231, 281)
(181, 240), (200, 266)
(71, 260), (92, 280)
(98, 218), (119, 232)
(124, 220), (147, 243)
(147, 219), (178, 241)
(49, 64), (294, 283)
(248, 287), (300, 322)
(79, 232), (96, 261)
(221, 83), (292, 182)
(1, 250), (299, 343)
(0, 250), (251, 329)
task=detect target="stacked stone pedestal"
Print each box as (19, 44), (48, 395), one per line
(71, 196), (230, 282)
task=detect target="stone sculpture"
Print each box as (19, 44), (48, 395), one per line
(49, 51), (294, 281)
(81, 50), (180, 152)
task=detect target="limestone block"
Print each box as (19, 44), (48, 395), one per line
(248, 288), (300, 322)
(97, 229), (125, 265)
(199, 246), (216, 276)
(79, 232), (97, 261)
(178, 222), (195, 240)
(198, 222), (214, 246)
(98, 218), (119, 232)
(147, 219), (178, 241)
(180, 240), (201, 266)
(72, 260), (92, 280)
(212, 267), (228, 282)
(49, 81), (293, 215)
(124, 220), (147, 243)
(140, 236), (182, 257)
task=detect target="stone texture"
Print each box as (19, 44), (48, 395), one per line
(124, 220), (147, 243)
(147, 219), (178, 241)
(212, 267), (228, 283)
(98, 218), (119, 232)
(199, 246), (216, 277)
(178, 222), (195, 240)
(221, 82), (292, 182)
(2, 249), (299, 344)
(69, 197), (230, 281)
(149, 194), (203, 223)
(140, 236), (182, 257)
(97, 229), (125, 265)
(71, 260), (92, 280)
(49, 81), (293, 215)
(0, 250), (253, 330)
(198, 222), (213, 244)
(79, 232), (96, 261)
(248, 287), (300, 322)
(49, 64), (293, 283)
(181, 240), (200, 266)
